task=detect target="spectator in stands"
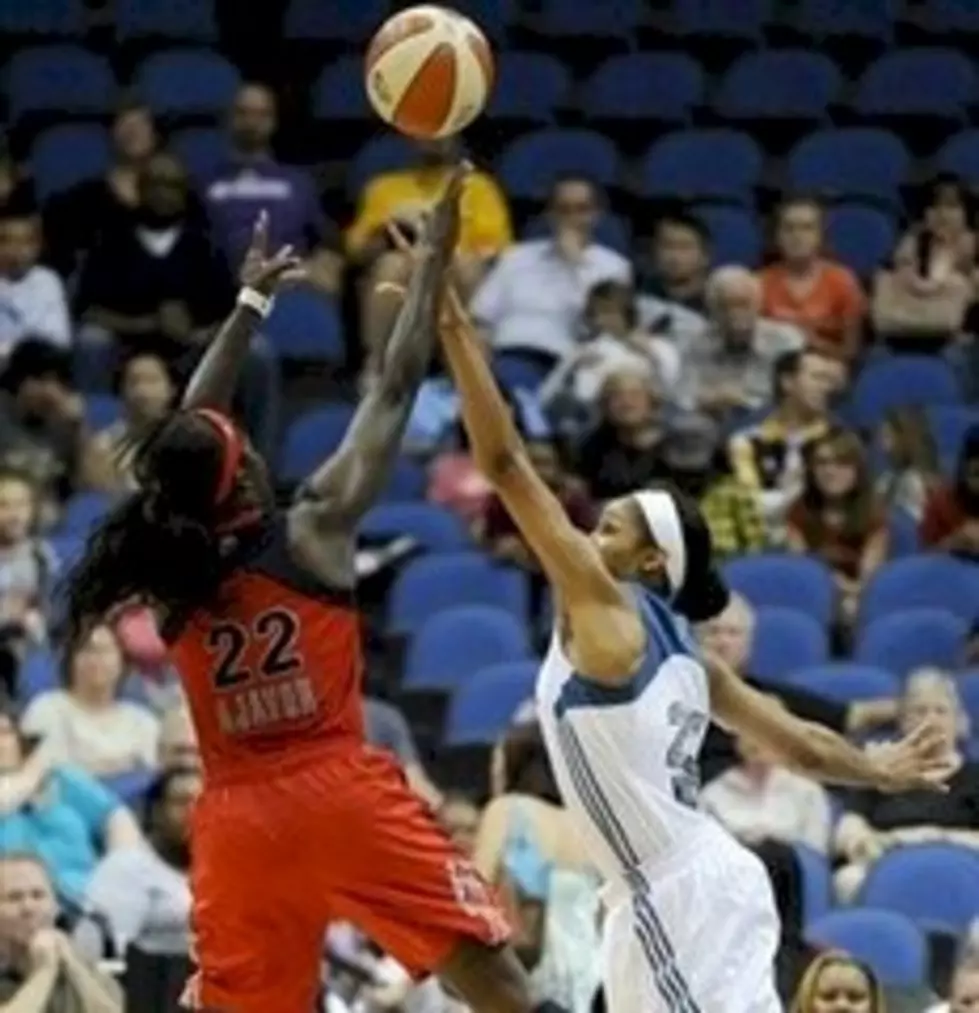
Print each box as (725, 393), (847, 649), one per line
(930, 955), (979, 1013)
(676, 266), (805, 421)
(639, 212), (710, 314)
(0, 340), (114, 512)
(438, 792), (481, 857)
(79, 767), (199, 958)
(915, 175), (977, 278)
(0, 208), (70, 356)
(876, 407), (940, 523)
(0, 144), (35, 220)
(701, 702), (833, 854)
(787, 429), (889, 626)
(834, 668), (979, 902)
(92, 352), (176, 490)
(728, 350), (836, 535)
(0, 702), (143, 903)
(0, 852), (123, 1010)
(574, 370), (668, 501)
(920, 425), (979, 560)
(760, 197), (865, 365)
(22, 625), (159, 779)
(697, 594), (896, 785)
(790, 952), (885, 1013)
(471, 176), (630, 365)
(44, 100), (161, 280)
(76, 152), (278, 454)
(204, 83), (342, 295)
(157, 702), (198, 773)
(363, 697), (440, 807)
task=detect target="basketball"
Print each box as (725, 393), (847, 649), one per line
(365, 5), (494, 139)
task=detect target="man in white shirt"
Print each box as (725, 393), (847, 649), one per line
(0, 210), (70, 358)
(471, 177), (631, 362)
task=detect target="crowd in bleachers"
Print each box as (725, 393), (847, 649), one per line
(0, 0), (978, 1010)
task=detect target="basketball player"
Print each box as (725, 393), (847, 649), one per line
(64, 171), (549, 1013)
(427, 272), (954, 1012)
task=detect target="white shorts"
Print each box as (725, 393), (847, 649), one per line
(600, 823), (782, 1013)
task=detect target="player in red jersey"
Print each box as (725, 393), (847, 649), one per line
(64, 169), (549, 1013)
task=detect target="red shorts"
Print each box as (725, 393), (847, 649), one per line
(181, 747), (510, 1013)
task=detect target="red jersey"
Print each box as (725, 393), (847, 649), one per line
(169, 514), (364, 783)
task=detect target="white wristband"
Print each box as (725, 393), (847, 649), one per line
(237, 287), (273, 319)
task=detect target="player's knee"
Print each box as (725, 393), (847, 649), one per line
(438, 939), (536, 1013)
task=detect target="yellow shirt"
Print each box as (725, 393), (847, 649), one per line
(345, 168), (513, 259)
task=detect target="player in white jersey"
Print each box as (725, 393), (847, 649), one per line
(387, 214), (952, 1012)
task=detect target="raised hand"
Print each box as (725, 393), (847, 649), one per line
(865, 720), (957, 794)
(239, 211), (307, 296)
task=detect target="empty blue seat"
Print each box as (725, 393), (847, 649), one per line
(444, 661), (538, 745)
(101, 769), (158, 805)
(84, 394), (121, 431)
(853, 48), (976, 119)
(787, 128), (910, 205)
(715, 50), (841, 119)
(533, 0), (640, 39)
(639, 129), (762, 205)
(847, 354), (961, 429)
(32, 124), (110, 199)
(723, 554), (836, 625)
(136, 49), (240, 116)
(582, 53), (704, 123)
(278, 404), (356, 482)
(492, 351), (556, 393)
(360, 502), (468, 553)
(486, 53), (571, 125)
(750, 608), (830, 685)
(860, 557), (979, 625)
(825, 204), (896, 277)
(935, 130), (979, 186)
(856, 608), (967, 676)
(522, 212), (631, 256)
(888, 507), (920, 558)
(311, 57), (370, 121)
(450, 0), (517, 42)
(0, 0), (83, 34)
(786, 663), (899, 702)
(61, 493), (112, 536)
(265, 290), (344, 361)
(170, 127), (226, 182)
(692, 205), (762, 266)
(806, 909), (926, 987)
(6, 46), (114, 120)
(348, 134), (417, 200)
(117, 0), (217, 39)
(388, 553), (528, 635)
(380, 459), (426, 502)
(49, 534), (83, 572)
(496, 130), (620, 201)
(793, 0), (895, 43)
(673, 0), (771, 42)
(19, 650), (58, 701)
(927, 405), (979, 464)
(283, 0), (389, 41)
(861, 845), (979, 934)
(926, 0), (979, 33)
(404, 606), (531, 692)
(957, 669), (979, 728)
(793, 844), (832, 924)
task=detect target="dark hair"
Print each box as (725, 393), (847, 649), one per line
(585, 280), (637, 329)
(655, 211), (711, 247)
(63, 411), (246, 641)
(956, 424), (979, 514)
(798, 429), (879, 541)
(772, 349), (804, 403)
(499, 722), (561, 805)
(112, 350), (176, 397)
(143, 765), (200, 824)
(0, 338), (72, 393)
(881, 406), (938, 474)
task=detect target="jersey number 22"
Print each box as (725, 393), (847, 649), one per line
(207, 609), (302, 689)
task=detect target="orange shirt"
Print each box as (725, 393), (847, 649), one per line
(759, 259), (865, 356)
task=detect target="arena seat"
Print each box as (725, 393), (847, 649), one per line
(858, 555), (979, 625)
(723, 554), (836, 625)
(749, 608), (830, 685)
(360, 502), (469, 554)
(61, 493), (113, 537)
(582, 53), (704, 124)
(934, 129), (979, 186)
(806, 909), (927, 986)
(6, 45), (114, 119)
(824, 204), (897, 277)
(170, 127), (226, 182)
(264, 290), (345, 362)
(791, 0), (895, 46)
(443, 661), (538, 745)
(116, 0), (217, 40)
(855, 608), (968, 676)
(32, 123), (110, 199)
(135, 48), (240, 116)
(691, 205), (763, 266)
(852, 48), (976, 120)
(278, 404), (356, 482)
(846, 354), (962, 430)
(784, 664), (900, 703)
(486, 52), (571, 125)
(496, 129), (621, 201)
(714, 50), (841, 120)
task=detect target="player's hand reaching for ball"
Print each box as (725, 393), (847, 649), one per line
(865, 719), (957, 794)
(239, 211), (307, 296)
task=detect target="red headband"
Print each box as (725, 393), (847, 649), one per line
(193, 408), (245, 508)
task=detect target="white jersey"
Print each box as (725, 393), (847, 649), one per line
(536, 583), (783, 1013)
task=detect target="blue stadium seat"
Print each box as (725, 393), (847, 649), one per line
(135, 49), (240, 117)
(715, 50), (841, 120)
(793, 844), (832, 924)
(582, 53), (704, 123)
(450, 0), (517, 42)
(0, 0), (83, 34)
(264, 290), (344, 362)
(388, 553), (528, 635)
(935, 130), (979, 186)
(493, 351), (558, 392)
(311, 57), (370, 121)
(750, 608), (830, 685)
(6, 46), (114, 120)
(444, 661), (538, 745)
(787, 128), (910, 205)
(723, 554), (836, 625)
(360, 502), (468, 553)
(532, 0), (640, 40)
(824, 204), (896, 277)
(522, 212), (631, 256)
(49, 534), (83, 572)
(785, 663), (899, 702)
(170, 127), (226, 182)
(101, 769), (158, 805)
(283, 0), (389, 42)
(925, 0), (979, 32)
(672, 0), (771, 43)
(496, 129), (620, 201)
(853, 48), (976, 119)
(957, 669), (979, 728)
(847, 355), (961, 429)
(379, 459), (426, 502)
(61, 493), (112, 536)
(116, 0), (217, 40)
(278, 404), (356, 482)
(347, 134), (417, 199)
(806, 909), (927, 987)
(403, 606), (531, 692)
(793, 0), (895, 44)
(861, 845), (979, 934)
(927, 405), (979, 464)
(859, 556), (979, 625)
(32, 124), (110, 199)
(638, 129), (762, 205)
(855, 608), (967, 676)
(691, 205), (763, 266)
(19, 650), (58, 701)
(84, 394), (121, 431)
(486, 53), (571, 125)
(888, 508), (920, 558)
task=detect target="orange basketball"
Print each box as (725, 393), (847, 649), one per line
(365, 5), (494, 139)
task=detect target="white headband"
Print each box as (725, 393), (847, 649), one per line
(633, 490), (687, 594)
